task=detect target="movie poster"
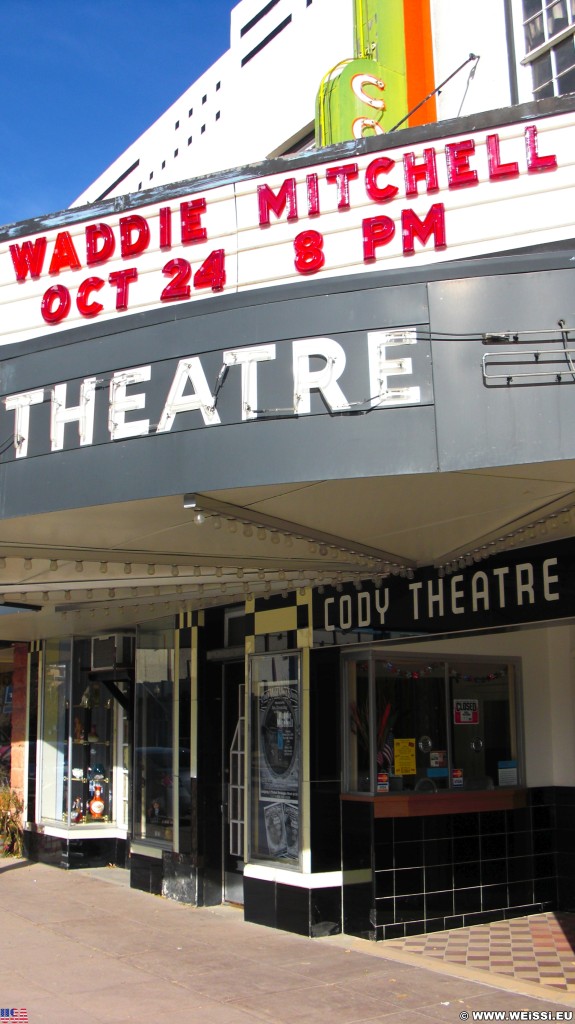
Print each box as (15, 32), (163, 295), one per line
(250, 655), (301, 864)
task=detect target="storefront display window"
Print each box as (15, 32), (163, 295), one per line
(344, 652), (521, 794)
(40, 638), (119, 826)
(249, 651), (301, 866)
(133, 619), (176, 846)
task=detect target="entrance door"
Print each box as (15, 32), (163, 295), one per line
(222, 662), (245, 904)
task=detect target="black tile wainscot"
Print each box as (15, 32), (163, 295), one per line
(341, 788), (563, 941)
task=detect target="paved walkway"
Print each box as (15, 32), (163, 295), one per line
(2, 858), (575, 1023)
(385, 911), (575, 993)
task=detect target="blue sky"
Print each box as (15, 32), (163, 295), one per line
(0, 0), (236, 228)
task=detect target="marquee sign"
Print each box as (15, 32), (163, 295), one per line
(0, 109), (572, 350)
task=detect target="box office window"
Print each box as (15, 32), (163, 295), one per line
(344, 653), (522, 795)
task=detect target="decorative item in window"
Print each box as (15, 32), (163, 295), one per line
(89, 784), (105, 819)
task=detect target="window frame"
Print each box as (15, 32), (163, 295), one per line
(521, 0), (575, 97)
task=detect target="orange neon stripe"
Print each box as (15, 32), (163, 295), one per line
(403, 0), (437, 127)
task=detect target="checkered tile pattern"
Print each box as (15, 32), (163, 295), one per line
(387, 912), (575, 991)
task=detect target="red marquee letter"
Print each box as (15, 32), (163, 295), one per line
(9, 237), (47, 281)
(108, 268), (138, 311)
(41, 284), (71, 324)
(445, 140), (478, 188)
(77, 277), (105, 317)
(120, 215), (151, 258)
(180, 199), (208, 243)
(325, 163), (359, 209)
(362, 216), (395, 260)
(403, 149), (439, 196)
(365, 157), (398, 203)
(402, 203), (446, 255)
(48, 231), (82, 275)
(257, 179), (298, 225)
(525, 124), (557, 172)
(86, 223), (115, 266)
(486, 134), (519, 180)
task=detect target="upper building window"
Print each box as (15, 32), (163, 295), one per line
(240, 0), (281, 37)
(522, 0), (575, 96)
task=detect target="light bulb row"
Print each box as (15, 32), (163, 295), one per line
(435, 506), (574, 575)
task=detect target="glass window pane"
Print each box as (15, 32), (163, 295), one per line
(449, 662), (518, 789)
(558, 62), (575, 89)
(374, 659), (447, 793)
(555, 33), (575, 71)
(249, 652), (301, 864)
(71, 639), (115, 825)
(134, 622), (175, 845)
(534, 79), (556, 95)
(342, 653), (521, 795)
(532, 50), (554, 87)
(524, 0), (543, 18)
(41, 640), (71, 822)
(525, 12), (546, 49)
(547, 0), (568, 35)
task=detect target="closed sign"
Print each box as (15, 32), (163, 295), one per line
(453, 699), (479, 725)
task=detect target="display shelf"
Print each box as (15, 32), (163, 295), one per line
(64, 776), (110, 784)
(341, 788), (527, 817)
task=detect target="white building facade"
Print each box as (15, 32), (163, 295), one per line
(73, 0), (569, 210)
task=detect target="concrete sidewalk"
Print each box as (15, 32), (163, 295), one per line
(2, 858), (575, 1024)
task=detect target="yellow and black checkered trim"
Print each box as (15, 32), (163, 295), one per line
(242, 588), (312, 650)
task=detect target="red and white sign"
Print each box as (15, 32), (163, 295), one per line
(0, 110), (572, 348)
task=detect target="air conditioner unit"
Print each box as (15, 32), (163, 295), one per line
(91, 634), (135, 672)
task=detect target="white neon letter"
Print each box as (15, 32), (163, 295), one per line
(223, 345), (276, 420)
(156, 358), (221, 432)
(5, 389), (44, 459)
(108, 366), (151, 441)
(51, 378), (96, 451)
(292, 338), (350, 414)
(368, 329), (421, 407)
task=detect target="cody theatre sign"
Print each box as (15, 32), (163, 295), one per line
(312, 539), (575, 641)
(0, 110), (572, 349)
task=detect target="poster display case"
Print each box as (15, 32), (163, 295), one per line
(248, 651), (301, 866)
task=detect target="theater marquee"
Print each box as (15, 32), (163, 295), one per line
(0, 109), (572, 349)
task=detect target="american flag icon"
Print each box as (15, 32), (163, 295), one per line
(13, 1011), (28, 1023)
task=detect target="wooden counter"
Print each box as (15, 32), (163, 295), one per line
(341, 788), (527, 818)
